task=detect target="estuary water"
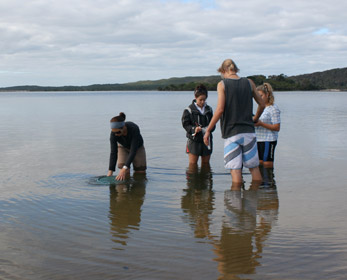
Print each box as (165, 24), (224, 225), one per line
(1, 90), (347, 279)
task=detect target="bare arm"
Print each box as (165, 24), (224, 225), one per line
(207, 81), (225, 132)
(255, 121), (280, 131)
(249, 79), (265, 122)
(203, 81), (225, 145)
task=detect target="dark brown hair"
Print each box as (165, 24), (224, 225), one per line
(194, 84), (208, 98)
(110, 112), (126, 122)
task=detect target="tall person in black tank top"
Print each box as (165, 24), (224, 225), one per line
(203, 59), (265, 189)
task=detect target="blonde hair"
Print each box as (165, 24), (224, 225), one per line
(217, 59), (240, 74)
(257, 83), (274, 105)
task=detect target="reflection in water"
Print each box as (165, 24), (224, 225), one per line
(213, 183), (279, 279)
(181, 164), (215, 239)
(109, 174), (147, 249)
(259, 165), (276, 189)
(181, 164), (279, 278)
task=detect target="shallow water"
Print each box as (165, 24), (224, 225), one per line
(1, 90), (347, 279)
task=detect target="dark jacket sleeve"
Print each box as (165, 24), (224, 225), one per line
(182, 109), (195, 135)
(108, 133), (118, 171)
(124, 126), (141, 168)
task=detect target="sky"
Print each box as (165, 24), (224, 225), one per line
(0, 0), (346, 87)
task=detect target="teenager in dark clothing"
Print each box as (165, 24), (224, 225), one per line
(182, 84), (215, 165)
(107, 112), (146, 181)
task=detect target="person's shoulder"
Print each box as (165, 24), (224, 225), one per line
(270, 104), (280, 112)
(217, 80), (225, 90)
(183, 104), (194, 114)
(126, 121), (139, 129)
(273, 103), (280, 110)
(245, 78), (255, 88)
(189, 102), (196, 110)
(246, 77), (254, 83)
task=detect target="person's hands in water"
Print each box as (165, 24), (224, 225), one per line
(116, 167), (128, 181)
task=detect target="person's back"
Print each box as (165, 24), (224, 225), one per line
(220, 77), (254, 138)
(203, 58), (265, 188)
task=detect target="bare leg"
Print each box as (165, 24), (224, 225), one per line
(230, 169), (243, 184)
(188, 153), (199, 165)
(249, 180), (261, 190)
(201, 155), (211, 165)
(249, 166), (262, 183)
(263, 161), (274, 168)
(187, 162), (198, 173)
(231, 181), (243, 191)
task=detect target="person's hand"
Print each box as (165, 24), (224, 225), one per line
(107, 170), (113, 177)
(195, 126), (202, 134)
(254, 120), (262, 127)
(116, 168), (128, 181)
(203, 130), (210, 146)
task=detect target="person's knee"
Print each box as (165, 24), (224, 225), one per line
(201, 155), (210, 164)
(134, 166), (146, 172)
(188, 153), (199, 164)
(263, 161), (274, 168)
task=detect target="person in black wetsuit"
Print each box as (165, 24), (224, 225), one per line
(107, 112), (146, 181)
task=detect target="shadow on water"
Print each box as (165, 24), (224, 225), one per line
(108, 173), (147, 249)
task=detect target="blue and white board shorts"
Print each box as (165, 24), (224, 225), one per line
(224, 133), (259, 170)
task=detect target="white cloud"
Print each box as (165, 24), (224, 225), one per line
(0, 0), (346, 86)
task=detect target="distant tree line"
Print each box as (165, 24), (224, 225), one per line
(158, 74), (321, 91)
(1, 67), (346, 92)
(248, 74), (320, 91)
(157, 82), (218, 91)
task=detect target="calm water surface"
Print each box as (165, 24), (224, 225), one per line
(1, 91), (347, 279)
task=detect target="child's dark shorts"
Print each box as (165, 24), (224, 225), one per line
(257, 141), (277, 162)
(186, 139), (212, 156)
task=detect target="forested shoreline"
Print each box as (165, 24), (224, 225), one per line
(1, 67), (346, 92)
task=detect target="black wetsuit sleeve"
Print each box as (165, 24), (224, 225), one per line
(182, 109), (195, 135)
(109, 133), (118, 171)
(124, 126), (141, 168)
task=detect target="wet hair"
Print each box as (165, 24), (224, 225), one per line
(257, 83), (274, 105)
(110, 112), (126, 123)
(217, 59), (240, 74)
(194, 84), (208, 98)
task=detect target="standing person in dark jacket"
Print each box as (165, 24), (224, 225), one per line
(107, 112), (146, 181)
(182, 84), (215, 165)
(203, 59), (265, 188)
